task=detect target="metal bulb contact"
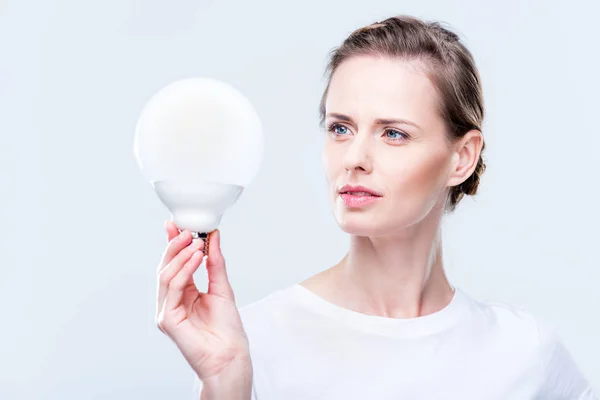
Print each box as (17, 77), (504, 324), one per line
(190, 231), (210, 255)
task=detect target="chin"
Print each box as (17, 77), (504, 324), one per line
(337, 222), (380, 237)
(334, 208), (389, 237)
(331, 195), (388, 236)
(332, 197), (426, 237)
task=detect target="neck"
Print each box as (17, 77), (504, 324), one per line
(328, 209), (454, 319)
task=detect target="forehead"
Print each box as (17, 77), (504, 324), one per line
(325, 56), (441, 125)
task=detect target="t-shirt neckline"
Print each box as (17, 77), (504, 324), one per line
(287, 284), (469, 338)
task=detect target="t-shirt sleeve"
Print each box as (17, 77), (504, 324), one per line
(192, 374), (258, 400)
(534, 319), (597, 399)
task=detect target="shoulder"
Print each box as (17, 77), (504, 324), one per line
(470, 294), (546, 342)
(464, 292), (594, 398)
(466, 293), (562, 355)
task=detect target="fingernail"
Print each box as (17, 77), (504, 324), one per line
(191, 238), (202, 248)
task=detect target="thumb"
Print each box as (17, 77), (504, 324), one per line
(205, 229), (235, 300)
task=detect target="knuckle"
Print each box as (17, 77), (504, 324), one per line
(156, 312), (171, 332)
(156, 314), (165, 330)
(158, 268), (172, 285)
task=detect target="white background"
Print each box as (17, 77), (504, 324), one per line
(1, 0), (598, 398)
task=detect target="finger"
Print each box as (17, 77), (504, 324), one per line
(157, 238), (204, 312)
(165, 220), (180, 242)
(157, 230), (193, 274)
(165, 249), (204, 311)
(206, 229), (235, 300)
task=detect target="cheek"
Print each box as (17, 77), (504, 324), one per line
(386, 149), (451, 203)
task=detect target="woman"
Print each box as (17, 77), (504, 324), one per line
(155, 15), (596, 399)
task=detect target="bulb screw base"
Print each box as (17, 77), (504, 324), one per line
(191, 231), (210, 255)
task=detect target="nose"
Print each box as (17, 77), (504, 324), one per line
(342, 133), (373, 174)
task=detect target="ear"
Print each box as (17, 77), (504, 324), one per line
(447, 130), (483, 188)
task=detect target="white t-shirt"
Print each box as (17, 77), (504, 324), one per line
(193, 285), (596, 399)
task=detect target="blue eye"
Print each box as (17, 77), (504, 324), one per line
(328, 123), (349, 135)
(385, 129), (408, 141)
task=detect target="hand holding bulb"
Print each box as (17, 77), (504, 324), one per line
(156, 222), (252, 399)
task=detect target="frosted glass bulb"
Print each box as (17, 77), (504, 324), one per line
(133, 77), (263, 237)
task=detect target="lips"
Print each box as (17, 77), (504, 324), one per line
(338, 184), (383, 208)
(338, 184), (382, 197)
(343, 191), (375, 196)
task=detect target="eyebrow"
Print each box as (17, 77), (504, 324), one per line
(326, 113), (421, 130)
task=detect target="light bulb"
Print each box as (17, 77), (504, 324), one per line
(133, 77), (263, 239)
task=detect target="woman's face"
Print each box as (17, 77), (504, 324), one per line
(322, 56), (459, 237)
